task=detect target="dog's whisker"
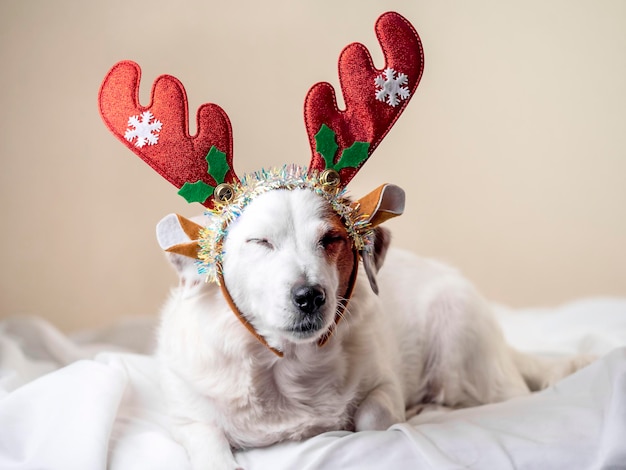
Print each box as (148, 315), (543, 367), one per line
(334, 297), (354, 332)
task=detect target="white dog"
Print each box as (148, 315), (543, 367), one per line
(155, 186), (590, 470)
(97, 11), (590, 470)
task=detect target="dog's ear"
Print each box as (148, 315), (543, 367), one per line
(156, 213), (204, 282)
(362, 227), (392, 294)
(371, 226), (392, 271)
(356, 184), (405, 294)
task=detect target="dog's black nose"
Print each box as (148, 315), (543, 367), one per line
(292, 284), (326, 314)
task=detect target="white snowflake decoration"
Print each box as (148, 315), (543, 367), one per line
(374, 68), (410, 107)
(124, 111), (163, 148)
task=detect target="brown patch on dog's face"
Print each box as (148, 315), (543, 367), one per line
(319, 208), (355, 299)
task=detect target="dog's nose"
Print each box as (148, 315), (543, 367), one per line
(292, 284), (326, 315)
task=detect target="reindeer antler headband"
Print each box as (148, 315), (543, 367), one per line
(99, 11), (424, 354)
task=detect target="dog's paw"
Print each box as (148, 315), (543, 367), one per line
(168, 418), (241, 470)
(355, 400), (397, 431)
(354, 386), (405, 431)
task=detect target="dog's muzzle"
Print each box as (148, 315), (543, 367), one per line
(217, 248), (359, 357)
(289, 284), (327, 335)
(292, 284), (326, 315)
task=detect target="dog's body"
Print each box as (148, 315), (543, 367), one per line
(156, 189), (589, 470)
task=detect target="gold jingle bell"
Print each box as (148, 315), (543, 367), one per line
(214, 183), (235, 203)
(320, 169), (341, 189)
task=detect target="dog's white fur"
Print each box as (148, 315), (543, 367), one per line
(156, 189), (590, 470)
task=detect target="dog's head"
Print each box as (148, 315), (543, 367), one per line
(222, 188), (360, 344)
(157, 186), (398, 348)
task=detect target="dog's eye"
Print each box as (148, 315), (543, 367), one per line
(246, 238), (274, 250)
(320, 232), (346, 249)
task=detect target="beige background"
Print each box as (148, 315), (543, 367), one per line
(1, 0), (625, 332)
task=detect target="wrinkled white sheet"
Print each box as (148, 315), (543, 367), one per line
(1, 298), (625, 470)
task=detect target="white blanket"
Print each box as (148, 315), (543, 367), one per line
(1, 298), (625, 470)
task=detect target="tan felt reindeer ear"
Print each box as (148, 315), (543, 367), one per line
(355, 184), (406, 294)
(155, 214), (205, 283)
(156, 214), (202, 259)
(356, 184), (405, 229)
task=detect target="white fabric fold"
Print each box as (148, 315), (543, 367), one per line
(1, 298), (625, 469)
(0, 360), (126, 470)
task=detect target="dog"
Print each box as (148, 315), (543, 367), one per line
(154, 186), (591, 470)
(96, 13), (591, 470)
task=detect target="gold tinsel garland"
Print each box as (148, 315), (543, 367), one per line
(197, 165), (374, 284)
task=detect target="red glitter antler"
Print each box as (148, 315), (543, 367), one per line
(304, 11), (424, 187)
(98, 60), (238, 208)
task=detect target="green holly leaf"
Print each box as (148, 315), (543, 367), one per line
(335, 141), (370, 171)
(315, 124), (339, 169)
(315, 124), (370, 172)
(206, 146), (230, 184)
(178, 180), (215, 204)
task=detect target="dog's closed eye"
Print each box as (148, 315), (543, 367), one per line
(319, 232), (347, 250)
(246, 238), (275, 250)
